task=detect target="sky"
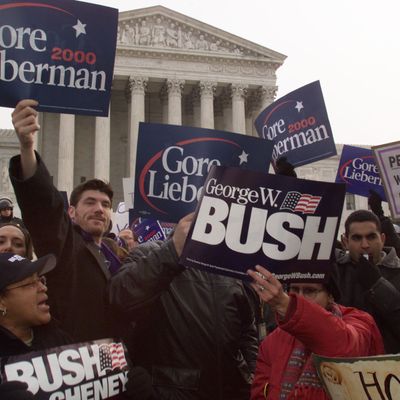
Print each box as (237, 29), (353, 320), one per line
(1, 0), (399, 146)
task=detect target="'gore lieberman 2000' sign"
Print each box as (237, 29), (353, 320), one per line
(0, 0), (118, 116)
(254, 81), (337, 169)
(134, 122), (274, 223)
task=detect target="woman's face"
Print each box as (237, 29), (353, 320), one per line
(0, 225), (27, 256)
(0, 273), (50, 329)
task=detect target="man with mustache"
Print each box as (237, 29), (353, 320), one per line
(8, 99), (120, 342)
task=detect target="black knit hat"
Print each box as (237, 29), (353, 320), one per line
(0, 198), (13, 210)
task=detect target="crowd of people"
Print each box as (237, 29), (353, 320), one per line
(0, 99), (399, 399)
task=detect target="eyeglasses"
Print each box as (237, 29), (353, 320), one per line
(5, 276), (47, 291)
(289, 286), (325, 299)
(0, 207), (13, 211)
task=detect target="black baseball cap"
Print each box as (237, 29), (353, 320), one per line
(0, 253), (56, 292)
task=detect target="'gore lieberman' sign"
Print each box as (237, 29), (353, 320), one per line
(133, 122), (274, 223)
(335, 145), (387, 200)
(0, 0), (118, 116)
(0, 339), (129, 399)
(180, 166), (346, 281)
(254, 81), (337, 169)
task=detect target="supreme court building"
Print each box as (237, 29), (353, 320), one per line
(34, 5), (286, 202)
(0, 6), (381, 234)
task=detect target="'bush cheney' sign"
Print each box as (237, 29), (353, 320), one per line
(0, 339), (129, 399)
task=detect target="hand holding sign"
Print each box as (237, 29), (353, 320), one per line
(12, 99), (39, 149)
(248, 265), (290, 317)
(172, 212), (195, 257)
(0, 381), (34, 400)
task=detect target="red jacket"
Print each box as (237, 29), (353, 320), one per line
(251, 294), (385, 400)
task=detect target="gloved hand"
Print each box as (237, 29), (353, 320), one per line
(355, 254), (382, 289)
(124, 366), (155, 400)
(0, 381), (34, 400)
(275, 157), (297, 177)
(368, 189), (384, 217)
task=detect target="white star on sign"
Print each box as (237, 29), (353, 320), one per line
(145, 225), (150, 231)
(238, 150), (249, 165)
(295, 101), (304, 112)
(73, 19), (86, 38)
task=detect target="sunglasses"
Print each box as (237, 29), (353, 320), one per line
(5, 276), (47, 291)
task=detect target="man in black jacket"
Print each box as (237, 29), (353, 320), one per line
(336, 209), (400, 353)
(9, 99), (119, 342)
(110, 213), (258, 400)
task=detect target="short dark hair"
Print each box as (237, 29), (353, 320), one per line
(344, 209), (382, 237)
(69, 179), (113, 207)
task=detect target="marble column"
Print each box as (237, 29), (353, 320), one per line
(191, 86), (201, 128)
(220, 88), (232, 132)
(214, 96), (224, 131)
(160, 84), (168, 124)
(94, 108), (110, 181)
(126, 76), (147, 177)
(167, 79), (185, 125)
(231, 83), (248, 134)
(199, 81), (216, 129)
(257, 86), (277, 115)
(245, 91), (259, 137)
(57, 114), (75, 194)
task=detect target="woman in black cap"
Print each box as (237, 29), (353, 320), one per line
(0, 253), (69, 357)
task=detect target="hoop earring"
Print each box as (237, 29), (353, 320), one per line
(0, 308), (7, 317)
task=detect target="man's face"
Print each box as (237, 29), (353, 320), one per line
(68, 190), (111, 241)
(0, 207), (12, 218)
(343, 221), (385, 264)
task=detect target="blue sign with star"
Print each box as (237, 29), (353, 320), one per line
(133, 122), (274, 223)
(335, 145), (387, 200)
(0, 0), (118, 116)
(254, 81), (337, 170)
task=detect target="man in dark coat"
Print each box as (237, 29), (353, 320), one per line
(8, 99), (119, 342)
(110, 214), (259, 400)
(336, 209), (400, 353)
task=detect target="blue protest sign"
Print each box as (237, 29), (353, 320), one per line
(0, 0), (118, 116)
(134, 122), (274, 223)
(180, 166), (346, 282)
(132, 218), (166, 243)
(254, 81), (337, 169)
(0, 338), (130, 399)
(335, 145), (387, 200)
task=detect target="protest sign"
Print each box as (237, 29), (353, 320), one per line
(335, 145), (387, 200)
(111, 202), (129, 235)
(129, 209), (175, 239)
(254, 81), (337, 169)
(0, 338), (130, 399)
(313, 353), (400, 400)
(180, 165), (346, 281)
(373, 140), (400, 220)
(132, 218), (166, 243)
(133, 122), (274, 223)
(0, 0), (118, 116)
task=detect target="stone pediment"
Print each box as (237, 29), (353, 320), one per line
(117, 6), (286, 65)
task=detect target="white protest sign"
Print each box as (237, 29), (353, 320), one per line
(372, 140), (400, 220)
